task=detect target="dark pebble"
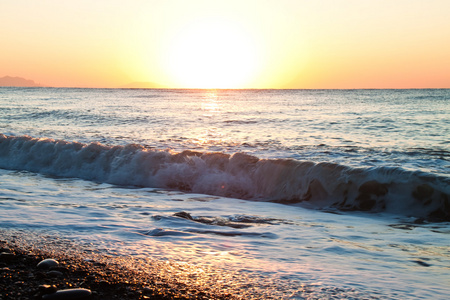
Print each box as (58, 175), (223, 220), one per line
(0, 252), (15, 261)
(99, 279), (110, 287)
(46, 270), (64, 277)
(39, 284), (58, 295)
(42, 288), (92, 299)
(37, 258), (59, 269)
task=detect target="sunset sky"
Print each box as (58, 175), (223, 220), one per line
(1, 0), (450, 89)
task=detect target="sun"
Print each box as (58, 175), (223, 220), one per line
(164, 18), (259, 89)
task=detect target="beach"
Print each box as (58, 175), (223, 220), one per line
(2, 228), (389, 300)
(1, 231), (232, 300)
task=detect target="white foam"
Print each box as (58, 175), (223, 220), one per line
(1, 134), (449, 220)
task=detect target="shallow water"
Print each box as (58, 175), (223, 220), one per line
(1, 88), (449, 298)
(1, 169), (449, 299)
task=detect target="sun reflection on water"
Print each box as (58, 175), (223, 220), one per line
(189, 90), (229, 150)
(200, 90), (220, 117)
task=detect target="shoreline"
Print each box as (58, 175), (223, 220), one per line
(0, 228), (318, 300)
(0, 236), (233, 300)
(0, 229), (390, 300)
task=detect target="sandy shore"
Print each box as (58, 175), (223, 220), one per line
(0, 238), (232, 300)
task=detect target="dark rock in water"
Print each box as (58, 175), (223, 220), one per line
(173, 211), (194, 220)
(37, 258), (59, 269)
(413, 218), (426, 224)
(388, 224), (416, 230)
(358, 180), (388, 196)
(412, 260), (431, 267)
(42, 288), (92, 299)
(174, 211), (257, 229)
(412, 184), (434, 202)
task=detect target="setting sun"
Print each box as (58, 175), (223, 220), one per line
(1, 0), (449, 88)
(164, 18), (259, 89)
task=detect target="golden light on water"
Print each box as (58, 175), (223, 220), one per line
(201, 91), (220, 116)
(193, 91), (224, 147)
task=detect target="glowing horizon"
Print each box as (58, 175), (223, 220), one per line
(1, 0), (450, 89)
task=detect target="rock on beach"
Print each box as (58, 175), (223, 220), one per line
(37, 258), (59, 269)
(42, 288), (92, 299)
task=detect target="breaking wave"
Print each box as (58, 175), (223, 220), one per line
(1, 134), (449, 221)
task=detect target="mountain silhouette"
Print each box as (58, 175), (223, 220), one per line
(0, 76), (41, 87)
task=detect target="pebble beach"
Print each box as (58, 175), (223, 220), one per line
(0, 231), (233, 300)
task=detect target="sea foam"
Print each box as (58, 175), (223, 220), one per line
(1, 134), (448, 221)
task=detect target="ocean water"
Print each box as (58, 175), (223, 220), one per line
(0, 87), (449, 299)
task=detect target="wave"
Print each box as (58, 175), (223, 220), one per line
(1, 134), (449, 222)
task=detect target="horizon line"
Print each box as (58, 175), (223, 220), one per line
(1, 85), (449, 90)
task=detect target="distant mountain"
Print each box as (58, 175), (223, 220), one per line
(120, 81), (166, 89)
(0, 76), (41, 87)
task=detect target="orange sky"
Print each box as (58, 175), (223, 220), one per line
(1, 0), (449, 89)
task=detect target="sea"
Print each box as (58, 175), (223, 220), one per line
(0, 87), (449, 299)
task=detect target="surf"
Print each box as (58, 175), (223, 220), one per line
(1, 134), (448, 222)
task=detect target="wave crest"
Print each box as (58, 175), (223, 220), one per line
(1, 134), (449, 221)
